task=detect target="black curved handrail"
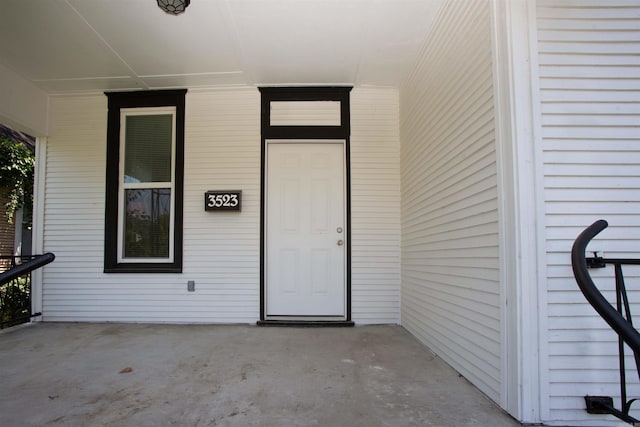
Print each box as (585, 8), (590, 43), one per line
(0, 253), (55, 328)
(572, 220), (640, 424)
(0, 253), (55, 286)
(572, 220), (640, 361)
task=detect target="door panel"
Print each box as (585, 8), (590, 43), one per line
(266, 142), (345, 317)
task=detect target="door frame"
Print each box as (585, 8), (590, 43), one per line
(259, 87), (352, 323)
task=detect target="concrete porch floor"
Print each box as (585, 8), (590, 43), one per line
(0, 323), (519, 427)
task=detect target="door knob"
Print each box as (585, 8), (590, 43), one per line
(337, 240), (344, 246)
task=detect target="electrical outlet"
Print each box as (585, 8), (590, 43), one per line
(187, 280), (195, 292)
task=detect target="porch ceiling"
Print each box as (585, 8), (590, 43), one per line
(0, 0), (443, 94)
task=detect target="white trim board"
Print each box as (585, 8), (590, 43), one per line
(492, 0), (546, 422)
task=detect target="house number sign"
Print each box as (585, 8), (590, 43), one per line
(205, 191), (241, 211)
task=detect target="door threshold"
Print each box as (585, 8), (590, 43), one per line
(257, 320), (354, 327)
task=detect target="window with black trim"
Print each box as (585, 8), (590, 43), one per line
(104, 90), (186, 273)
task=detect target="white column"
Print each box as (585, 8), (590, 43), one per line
(30, 136), (47, 319)
(492, 0), (547, 423)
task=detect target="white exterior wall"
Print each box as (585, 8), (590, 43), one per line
(44, 94), (110, 320)
(537, 1), (640, 425)
(43, 90), (262, 323)
(351, 89), (401, 324)
(40, 87), (401, 324)
(399, 0), (502, 403)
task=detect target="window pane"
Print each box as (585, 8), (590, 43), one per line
(124, 115), (172, 183)
(123, 189), (171, 258)
(270, 101), (341, 126)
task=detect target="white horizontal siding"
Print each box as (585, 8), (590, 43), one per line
(537, 0), (640, 425)
(43, 95), (108, 321)
(42, 89), (261, 323)
(42, 87), (401, 324)
(399, 0), (501, 403)
(350, 88), (401, 324)
(181, 90), (261, 322)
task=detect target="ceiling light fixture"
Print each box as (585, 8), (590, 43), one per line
(157, 0), (190, 15)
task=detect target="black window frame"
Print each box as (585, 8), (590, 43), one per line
(104, 89), (186, 273)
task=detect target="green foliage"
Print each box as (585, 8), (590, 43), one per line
(0, 277), (31, 329)
(0, 137), (34, 223)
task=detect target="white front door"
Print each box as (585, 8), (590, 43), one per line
(266, 141), (346, 318)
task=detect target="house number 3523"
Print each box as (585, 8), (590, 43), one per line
(205, 191), (241, 211)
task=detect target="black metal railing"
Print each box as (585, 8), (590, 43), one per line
(572, 220), (640, 425)
(0, 253), (55, 329)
